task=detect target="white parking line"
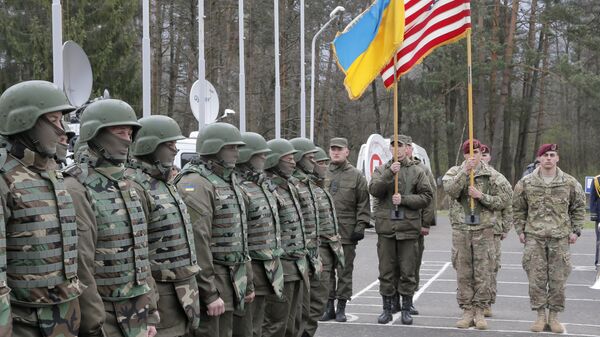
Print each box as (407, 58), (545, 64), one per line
(351, 279), (380, 301)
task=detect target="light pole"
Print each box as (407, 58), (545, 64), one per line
(300, 0), (305, 138)
(52, 0), (63, 89)
(198, 0), (207, 130)
(310, 6), (345, 142)
(274, 0), (281, 138)
(239, 0), (246, 132)
(142, 0), (151, 117)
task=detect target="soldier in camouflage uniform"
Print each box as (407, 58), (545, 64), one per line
(303, 147), (344, 337)
(174, 123), (251, 337)
(323, 137), (370, 323)
(127, 115), (201, 336)
(442, 139), (512, 330)
(262, 139), (308, 337)
(0, 191), (9, 337)
(55, 122), (75, 168)
(232, 132), (284, 337)
(513, 143), (585, 333)
(64, 99), (159, 337)
(0, 80), (85, 337)
(480, 144), (512, 318)
(369, 135), (433, 326)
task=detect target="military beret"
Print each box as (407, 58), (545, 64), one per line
(480, 144), (490, 154)
(536, 143), (558, 157)
(329, 137), (348, 148)
(462, 139), (481, 154)
(389, 134), (412, 145)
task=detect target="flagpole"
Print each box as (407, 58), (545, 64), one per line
(393, 55), (399, 196)
(466, 28), (476, 219)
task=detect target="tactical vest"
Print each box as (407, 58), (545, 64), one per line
(238, 177), (282, 261)
(65, 162), (151, 300)
(293, 175), (319, 250)
(313, 184), (338, 239)
(1, 155), (81, 304)
(178, 164), (248, 265)
(129, 168), (200, 282)
(269, 174), (306, 260)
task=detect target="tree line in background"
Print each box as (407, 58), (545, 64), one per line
(1, 0), (599, 185)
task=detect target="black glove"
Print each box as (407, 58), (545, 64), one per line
(350, 231), (365, 242)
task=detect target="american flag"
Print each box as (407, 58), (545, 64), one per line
(380, 0), (471, 87)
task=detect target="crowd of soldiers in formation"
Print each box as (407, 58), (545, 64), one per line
(0, 80), (588, 337)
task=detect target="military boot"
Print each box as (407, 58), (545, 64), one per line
(335, 299), (348, 322)
(473, 307), (488, 330)
(530, 309), (547, 332)
(377, 296), (393, 324)
(456, 309), (474, 329)
(400, 295), (414, 325)
(390, 293), (401, 314)
(409, 303), (419, 315)
(320, 299), (336, 321)
(548, 311), (564, 333)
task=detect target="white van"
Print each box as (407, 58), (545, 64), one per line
(175, 131), (199, 169)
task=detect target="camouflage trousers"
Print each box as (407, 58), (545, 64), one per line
(378, 236), (418, 296)
(12, 300), (80, 337)
(155, 278), (201, 337)
(490, 234), (503, 304)
(303, 245), (334, 337)
(329, 244), (356, 300)
(103, 295), (151, 337)
(522, 235), (572, 312)
(0, 292), (11, 337)
(451, 228), (494, 309)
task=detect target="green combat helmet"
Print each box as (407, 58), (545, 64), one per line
(265, 138), (297, 169)
(0, 80), (75, 136)
(78, 99), (141, 143)
(196, 122), (244, 155)
(131, 115), (185, 156)
(289, 137), (318, 162)
(238, 132), (271, 164)
(314, 147), (329, 162)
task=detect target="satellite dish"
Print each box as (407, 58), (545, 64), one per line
(189, 79), (219, 124)
(63, 41), (93, 107)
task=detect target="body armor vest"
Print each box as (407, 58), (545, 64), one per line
(312, 183), (339, 240)
(238, 173), (282, 261)
(128, 167), (199, 281)
(65, 160), (150, 301)
(267, 173), (306, 260)
(292, 172), (319, 250)
(1, 155), (81, 304)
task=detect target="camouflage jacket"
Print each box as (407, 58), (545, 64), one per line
(292, 169), (321, 273)
(443, 161), (512, 231)
(513, 167), (586, 238)
(326, 160), (371, 244)
(0, 195), (10, 337)
(413, 157), (437, 227)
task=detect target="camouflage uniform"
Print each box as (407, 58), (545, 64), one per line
(0, 81), (84, 337)
(490, 198), (512, 306)
(513, 167), (585, 312)
(0, 194), (9, 337)
(442, 161), (512, 318)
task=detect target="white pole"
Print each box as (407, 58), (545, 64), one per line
(142, 0), (151, 117)
(299, 0), (306, 138)
(198, 0), (207, 130)
(52, 0), (63, 89)
(239, 0), (246, 132)
(274, 0), (281, 138)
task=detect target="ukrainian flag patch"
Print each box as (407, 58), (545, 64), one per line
(183, 184), (195, 192)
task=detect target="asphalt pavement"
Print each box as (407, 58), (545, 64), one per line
(315, 215), (600, 337)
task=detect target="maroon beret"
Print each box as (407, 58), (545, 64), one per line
(537, 143), (558, 157)
(480, 144), (490, 154)
(462, 139), (481, 154)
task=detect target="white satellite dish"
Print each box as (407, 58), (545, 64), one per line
(62, 41), (93, 107)
(190, 79), (219, 124)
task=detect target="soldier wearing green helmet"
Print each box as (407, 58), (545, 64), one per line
(232, 132), (285, 337)
(55, 121), (76, 168)
(63, 99), (159, 337)
(0, 80), (84, 337)
(126, 115), (201, 336)
(262, 138), (308, 337)
(303, 147), (345, 337)
(174, 122), (250, 337)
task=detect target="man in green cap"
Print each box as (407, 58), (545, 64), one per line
(174, 122), (251, 337)
(232, 132), (284, 337)
(303, 147), (344, 337)
(262, 138), (308, 337)
(369, 134), (433, 325)
(322, 137), (370, 322)
(126, 115), (201, 336)
(0, 80), (84, 337)
(64, 98), (159, 337)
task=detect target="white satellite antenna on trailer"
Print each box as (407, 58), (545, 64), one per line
(62, 41), (93, 107)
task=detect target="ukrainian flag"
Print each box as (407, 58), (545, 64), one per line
(333, 0), (405, 100)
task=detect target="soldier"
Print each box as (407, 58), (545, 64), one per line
(0, 136), (10, 337)
(369, 135), (433, 325)
(304, 147), (344, 337)
(288, 138), (320, 336)
(442, 139), (511, 330)
(591, 175), (600, 269)
(0, 80), (84, 337)
(232, 132), (284, 337)
(513, 143), (586, 333)
(127, 115), (201, 336)
(480, 144), (512, 317)
(63, 99), (159, 337)
(322, 137), (370, 323)
(174, 123), (250, 337)
(262, 139), (308, 337)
